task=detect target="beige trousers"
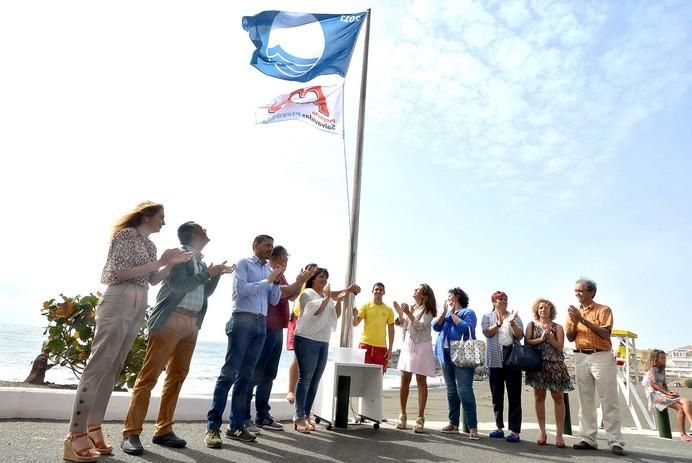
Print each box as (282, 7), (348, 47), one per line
(122, 309), (199, 437)
(68, 283), (148, 434)
(574, 351), (625, 448)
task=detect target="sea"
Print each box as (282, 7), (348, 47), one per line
(0, 323), (408, 394)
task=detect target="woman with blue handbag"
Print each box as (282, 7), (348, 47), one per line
(481, 290), (524, 443)
(433, 287), (480, 439)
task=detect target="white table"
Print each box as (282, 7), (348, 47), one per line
(313, 361), (383, 429)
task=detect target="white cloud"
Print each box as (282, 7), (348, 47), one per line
(365, 0), (692, 214)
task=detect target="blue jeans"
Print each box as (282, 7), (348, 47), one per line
(441, 349), (478, 428)
(245, 327), (283, 423)
(207, 312), (266, 431)
(293, 335), (329, 420)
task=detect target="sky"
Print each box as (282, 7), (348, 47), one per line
(1, 0), (691, 352)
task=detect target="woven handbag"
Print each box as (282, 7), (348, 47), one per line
(450, 326), (485, 368)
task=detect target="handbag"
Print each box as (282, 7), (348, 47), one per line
(450, 326), (486, 368)
(503, 338), (543, 371)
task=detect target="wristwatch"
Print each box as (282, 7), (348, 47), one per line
(272, 280), (280, 285)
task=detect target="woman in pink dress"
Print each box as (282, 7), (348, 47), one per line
(393, 283), (437, 433)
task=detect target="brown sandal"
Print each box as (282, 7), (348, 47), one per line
(294, 418), (311, 434)
(307, 417), (317, 431)
(87, 426), (112, 455)
(63, 433), (100, 462)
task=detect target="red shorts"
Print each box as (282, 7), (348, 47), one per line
(359, 343), (388, 373)
(286, 317), (297, 351)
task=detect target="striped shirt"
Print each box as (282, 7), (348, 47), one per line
(481, 310), (524, 368)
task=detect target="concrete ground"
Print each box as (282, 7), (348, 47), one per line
(2, 384), (691, 463)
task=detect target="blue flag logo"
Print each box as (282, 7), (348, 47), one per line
(242, 11), (366, 82)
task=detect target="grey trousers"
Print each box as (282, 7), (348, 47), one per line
(68, 283), (148, 434)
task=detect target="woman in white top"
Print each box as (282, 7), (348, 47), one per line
(293, 268), (356, 433)
(393, 283), (437, 433)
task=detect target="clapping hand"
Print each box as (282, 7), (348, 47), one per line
(401, 302), (412, 317)
(268, 263), (286, 282)
(207, 261), (236, 278)
(567, 305), (582, 323)
(161, 248), (193, 265)
(335, 290), (349, 301)
(323, 283), (331, 299)
(393, 301), (403, 317)
(296, 265), (318, 284)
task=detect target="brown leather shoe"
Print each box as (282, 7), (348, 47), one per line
(573, 440), (597, 450)
(611, 445), (625, 456)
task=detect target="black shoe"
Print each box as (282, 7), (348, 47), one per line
(573, 440), (597, 450)
(152, 431), (187, 448)
(121, 434), (144, 455)
(611, 445), (625, 456)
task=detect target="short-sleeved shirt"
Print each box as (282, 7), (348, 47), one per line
(100, 228), (157, 287)
(266, 274), (289, 330)
(358, 301), (394, 348)
(565, 302), (613, 351)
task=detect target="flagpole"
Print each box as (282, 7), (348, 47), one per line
(340, 9), (371, 348)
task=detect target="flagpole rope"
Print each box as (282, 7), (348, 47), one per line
(342, 130), (351, 231)
(341, 82), (351, 231)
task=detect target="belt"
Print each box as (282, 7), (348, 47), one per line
(573, 348), (606, 354)
(233, 311), (266, 319)
(175, 307), (199, 317)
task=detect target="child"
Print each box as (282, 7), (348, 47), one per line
(642, 349), (692, 442)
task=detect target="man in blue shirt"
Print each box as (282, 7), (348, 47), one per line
(205, 235), (285, 446)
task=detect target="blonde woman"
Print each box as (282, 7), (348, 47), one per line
(525, 299), (573, 448)
(63, 202), (191, 462)
(393, 283), (437, 434)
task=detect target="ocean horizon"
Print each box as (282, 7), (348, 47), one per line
(0, 323), (409, 395)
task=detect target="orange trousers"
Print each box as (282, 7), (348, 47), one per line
(123, 309), (198, 437)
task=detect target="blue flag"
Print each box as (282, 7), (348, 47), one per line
(242, 11), (366, 82)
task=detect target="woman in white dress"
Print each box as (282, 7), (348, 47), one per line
(393, 283), (437, 433)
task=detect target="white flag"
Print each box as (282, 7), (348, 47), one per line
(255, 84), (343, 135)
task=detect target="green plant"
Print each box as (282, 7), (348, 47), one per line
(685, 378), (692, 388)
(41, 293), (149, 389)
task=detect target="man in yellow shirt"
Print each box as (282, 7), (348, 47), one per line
(352, 282), (395, 373)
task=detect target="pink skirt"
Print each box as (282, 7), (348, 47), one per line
(397, 338), (436, 377)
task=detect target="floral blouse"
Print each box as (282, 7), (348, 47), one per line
(100, 228), (157, 287)
(401, 304), (433, 344)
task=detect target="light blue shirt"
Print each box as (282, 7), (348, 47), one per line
(232, 255), (281, 316)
